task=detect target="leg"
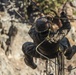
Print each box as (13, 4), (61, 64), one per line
(60, 37), (71, 50)
(60, 37), (76, 60)
(22, 42), (40, 69)
(65, 45), (76, 60)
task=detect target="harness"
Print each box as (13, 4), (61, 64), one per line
(35, 18), (65, 58)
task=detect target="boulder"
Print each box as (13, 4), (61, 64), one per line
(70, 0), (76, 8)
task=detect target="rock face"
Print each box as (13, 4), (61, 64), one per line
(0, 16), (76, 75)
(71, 0), (76, 7)
(0, 1), (76, 75)
(0, 49), (15, 75)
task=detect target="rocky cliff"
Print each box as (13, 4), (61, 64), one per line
(0, 0), (76, 75)
(0, 14), (76, 75)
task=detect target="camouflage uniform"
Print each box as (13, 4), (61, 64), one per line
(22, 2), (76, 69)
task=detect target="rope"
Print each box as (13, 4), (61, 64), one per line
(36, 38), (59, 65)
(36, 31), (76, 71)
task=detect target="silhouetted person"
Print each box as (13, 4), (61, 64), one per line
(22, 12), (76, 69)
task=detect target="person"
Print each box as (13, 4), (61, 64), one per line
(22, 11), (76, 69)
(26, 0), (41, 24)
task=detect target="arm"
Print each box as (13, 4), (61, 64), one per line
(28, 26), (35, 39)
(28, 26), (38, 42)
(50, 12), (71, 42)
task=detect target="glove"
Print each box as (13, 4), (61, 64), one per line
(60, 12), (69, 24)
(53, 16), (62, 27)
(53, 16), (59, 24)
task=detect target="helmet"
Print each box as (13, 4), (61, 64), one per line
(35, 17), (50, 33)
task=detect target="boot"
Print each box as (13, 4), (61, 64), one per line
(49, 73), (54, 75)
(24, 54), (37, 69)
(65, 45), (76, 60)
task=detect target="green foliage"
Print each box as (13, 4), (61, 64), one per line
(24, 0), (73, 17)
(33, 0), (73, 14)
(73, 11), (76, 16)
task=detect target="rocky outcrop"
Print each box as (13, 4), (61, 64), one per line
(0, 17), (76, 75)
(0, 1), (76, 75)
(70, 0), (76, 7)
